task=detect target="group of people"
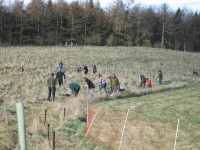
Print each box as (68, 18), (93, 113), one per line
(76, 64), (97, 75)
(47, 61), (101, 101)
(47, 69), (66, 101)
(47, 60), (67, 101)
(140, 70), (163, 87)
(47, 60), (164, 101)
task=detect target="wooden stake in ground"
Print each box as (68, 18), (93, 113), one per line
(48, 124), (50, 141)
(5, 108), (8, 125)
(44, 109), (47, 125)
(63, 108), (66, 121)
(119, 109), (129, 150)
(52, 131), (55, 150)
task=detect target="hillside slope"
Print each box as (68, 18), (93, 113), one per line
(0, 46), (200, 149)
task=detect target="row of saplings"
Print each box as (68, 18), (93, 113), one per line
(47, 60), (163, 101)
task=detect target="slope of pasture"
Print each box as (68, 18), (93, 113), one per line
(92, 83), (200, 150)
(0, 46), (199, 104)
(0, 46), (200, 149)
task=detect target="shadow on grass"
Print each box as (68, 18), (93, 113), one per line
(79, 117), (87, 123)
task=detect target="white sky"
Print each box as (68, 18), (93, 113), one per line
(22, 0), (200, 12)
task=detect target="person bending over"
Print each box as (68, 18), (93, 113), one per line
(67, 83), (81, 97)
(140, 74), (146, 87)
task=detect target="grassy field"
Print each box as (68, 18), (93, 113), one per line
(91, 83), (200, 150)
(0, 46), (200, 150)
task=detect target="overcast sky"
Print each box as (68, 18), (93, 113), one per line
(23, 0), (200, 12)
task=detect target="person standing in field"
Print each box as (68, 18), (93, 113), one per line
(110, 74), (120, 99)
(140, 74), (146, 86)
(58, 60), (63, 70)
(83, 65), (88, 75)
(76, 66), (82, 73)
(158, 70), (163, 85)
(67, 83), (81, 97)
(92, 65), (97, 74)
(47, 73), (57, 101)
(83, 77), (95, 104)
(98, 74), (107, 93)
(56, 69), (66, 87)
(108, 75), (113, 95)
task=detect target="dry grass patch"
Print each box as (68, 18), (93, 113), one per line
(87, 108), (177, 150)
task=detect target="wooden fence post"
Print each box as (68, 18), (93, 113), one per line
(52, 131), (55, 150)
(63, 108), (66, 121)
(5, 108), (8, 125)
(48, 124), (50, 141)
(44, 109), (47, 125)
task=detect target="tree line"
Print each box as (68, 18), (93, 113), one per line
(0, 0), (199, 52)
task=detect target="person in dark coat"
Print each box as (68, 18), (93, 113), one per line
(140, 74), (146, 87)
(56, 69), (66, 87)
(76, 66), (82, 73)
(47, 73), (57, 101)
(83, 65), (88, 75)
(92, 65), (97, 74)
(83, 77), (95, 104)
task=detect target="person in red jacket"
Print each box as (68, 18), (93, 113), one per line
(146, 78), (152, 87)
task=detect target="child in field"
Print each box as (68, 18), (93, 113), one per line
(158, 70), (163, 85)
(58, 60), (63, 70)
(98, 74), (107, 92)
(146, 78), (152, 87)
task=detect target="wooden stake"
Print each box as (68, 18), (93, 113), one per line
(5, 108), (8, 125)
(44, 109), (47, 125)
(63, 108), (66, 121)
(52, 131), (55, 150)
(48, 124), (50, 141)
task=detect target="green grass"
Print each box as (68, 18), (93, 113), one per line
(59, 118), (107, 150)
(93, 83), (200, 149)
